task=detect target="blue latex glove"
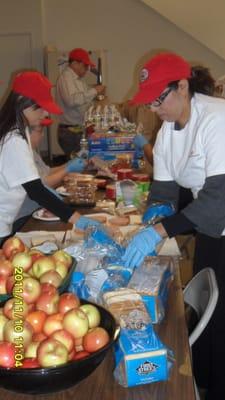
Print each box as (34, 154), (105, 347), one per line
(75, 216), (101, 230)
(142, 203), (175, 224)
(44, 185), (63, 200)
(66, 157), (85, 173)
(122, 226), (162, 268)
(133, 134), (148, 150)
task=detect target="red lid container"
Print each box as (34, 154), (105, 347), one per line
(131, 173), (149, 182)
(117, 168), (133, 180)
(106, 184), (116, 200)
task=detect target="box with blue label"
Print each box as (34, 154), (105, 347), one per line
(88, 132), (135, 152)
(128, 256), (173, 323)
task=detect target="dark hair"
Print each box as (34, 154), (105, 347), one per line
(0, 92), (38, 147)
(168, 66), (215, 96)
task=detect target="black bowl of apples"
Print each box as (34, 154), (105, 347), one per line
(0, 294), (118, 394)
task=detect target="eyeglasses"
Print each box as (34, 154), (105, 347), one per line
(146, 87), (174, 108)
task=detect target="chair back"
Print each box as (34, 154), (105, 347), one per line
(183, 267), (218, 347)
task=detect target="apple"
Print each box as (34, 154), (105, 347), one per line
(0, 312), (8, 340)
(39, 270), (63, 288)
(21, 357), (40, 368)
(0, 259), (13, 277)
(0, 276), (7, 294)
(2, 237), (25, 259)
(37, 338), (68, 368)
(83, 327), (110, 353)
(3, 320), (33, 349)
(36, 291), (59, 315)
(43, 313), (63, 336)
(52, 250), (72, 268)
(68, 349), (75, 360)
(73, 350), (90, 360)
(58, 293), (80, 315)
(5, 275), (15, 294)
(25, 341), (40, 358)
(0, 341), (16, 368)
(19, 277), (41, 304)
(63, 309), (89, 339)
(51, 329), (74, 353)
(55, 260), (68, 279)
(32, 256), (55, 278)
(0, 249), (6, 261)
(26, 310), (47, 334)
(40, 282), (57, 295)
(33, 332), (48, 343)
(28, 249), (44, 263)
(79, 304), (101, 328)
(12, 252), (32, 272)
(3, 298), (29, 320)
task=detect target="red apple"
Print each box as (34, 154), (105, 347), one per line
(40, 282), (57, 295)
(36, 291), (59, 315)
(26, 310), (47, 334)
(2, 237), (25, 259)
(21, 357), (40, 368)
(0, 341), (16, 368)
(79, 304), (101, 328)
(28, 249), (44, 263)
(43, 313), (63, 336)
(39, 270), (63, 288)
(83, 327), (110, 353)
(6, 275), (15, 294)
(51, 329), (74, 353)
(0, 259), (13, 277)
(25, 341), (40, 358)
(55, 260), (68, 279)
(58, 293), (80, 315)
(11, 252), (32, 272)
(0, 249), (6, 260)
(32, 256), (55, 278)
(3, 298), (29, 320)
(52, 250), (72, 268)
(3, 320), (33, 349)
(73, 350), (90, 360)
(0, 276), (7, 294)
(0, 312), (8, 340)
(63, 309), (89, 339)
(19, 277), (41, 304)
(33, 332), (48, 343)
(37, 338), (68, 368)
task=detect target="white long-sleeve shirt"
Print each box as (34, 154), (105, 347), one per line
(56, 66), (97, 126)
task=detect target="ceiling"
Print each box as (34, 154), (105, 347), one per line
(141, 0), (225, 61)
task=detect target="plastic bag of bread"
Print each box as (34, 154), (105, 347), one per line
(103, 289), (174, 387)
(127, 256), (174, 323)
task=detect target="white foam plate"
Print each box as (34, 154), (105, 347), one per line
(56, 186), (71, 197)
(32, 209), (60, 222)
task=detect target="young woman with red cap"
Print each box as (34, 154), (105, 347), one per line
(122, 52), (225, 399)
(0, 71), (100, 243)
(56, 47), (105, 156)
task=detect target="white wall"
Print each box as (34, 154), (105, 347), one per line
(43, 0), (225, 102)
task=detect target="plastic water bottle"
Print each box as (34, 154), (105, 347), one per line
(78, 133), (89, 160)
(68, 271), (85, 298)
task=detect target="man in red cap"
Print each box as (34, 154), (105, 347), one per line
(56, 47), (105, 157)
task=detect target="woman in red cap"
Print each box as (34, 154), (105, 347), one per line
(122, 52), (225, 399)
(0, 71), (101, 242)
(56, 47), (105, 156)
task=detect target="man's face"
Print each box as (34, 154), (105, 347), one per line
(72, 61), (89, 78)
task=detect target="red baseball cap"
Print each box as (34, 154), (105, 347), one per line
(69, 48), (96, 67)
(12, 71), (62, 114)
(132, 52), (191, 104)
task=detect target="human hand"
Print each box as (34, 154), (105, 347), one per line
(133, 134), (148, 150)
(142, 203), (175, 224)
(75, 216), (101, 230)
(95, 85), (105, 95)
(122, 226), (162, 268)
(66, 157), (85, 173)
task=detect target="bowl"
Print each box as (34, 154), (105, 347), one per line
(0, 257), (77, 307)
(0, 300), (119, 394)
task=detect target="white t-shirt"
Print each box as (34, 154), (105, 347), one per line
(0, 129), (39, 236)
(153, 93), (225, 199)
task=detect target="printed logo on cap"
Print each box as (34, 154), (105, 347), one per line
(140, 68), (149, 83)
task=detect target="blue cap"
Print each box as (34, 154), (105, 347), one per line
(71, 271), (85, 284)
